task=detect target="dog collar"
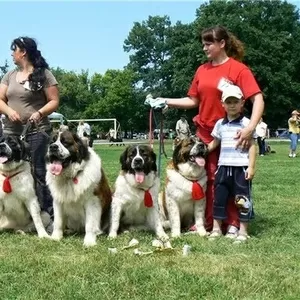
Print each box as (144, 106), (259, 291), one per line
(191, 181), (205, 201)
(1, 171), (23, 193)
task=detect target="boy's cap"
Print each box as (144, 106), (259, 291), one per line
(221, 85), (244, 102)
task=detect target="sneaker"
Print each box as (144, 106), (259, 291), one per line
(292, 153), (296, 158)
(225, 225), (238, 239)
(289, 154), (293, 158)
(260, 154), (264, 157)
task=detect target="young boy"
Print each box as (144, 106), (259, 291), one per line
(207, 84), (256, 242)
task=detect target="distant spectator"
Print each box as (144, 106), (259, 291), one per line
(176, 115), (191, 139)
(288, 110), (300, 158)
(83, 121), (91, 136)
(256, 118), (268, 156)
(81, 131), (89, 147)
(77, 120), (85, 138)
(59, 119), (69, 132)
(106, 128), (115, 140)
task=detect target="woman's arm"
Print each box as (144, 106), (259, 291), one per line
(29, 85), (59, 122)
(164, 96), (199, 109)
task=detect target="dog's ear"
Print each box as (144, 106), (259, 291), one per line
(73, 132), (89, 160)
(120, 146), (131, 171)
(150, 148), (157, 172)
(172, 139), (183, 170)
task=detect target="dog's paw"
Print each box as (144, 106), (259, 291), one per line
(83, 234), (97, 247)
(51, 231), (63, 241)
(197, 227), (208, 237)
(108, 232), (117, 239)
(38, 231), (51, 239)
(171, 231), (181, 239)
(15, 229), (26, 235)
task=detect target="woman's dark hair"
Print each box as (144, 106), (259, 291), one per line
(11, 37), (49, 91)
(201, 25), (244, 61)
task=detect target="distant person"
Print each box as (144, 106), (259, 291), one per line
(175, 115), (191, 139)
(81, 131), (89, 147)
(256, 118), (268, 156)
(77, 120), (85, 138)
(288, 110), (300, 158)
(106, 128), (115, 140)
(59, 119), (69, 132)
(83, 121), (91, 136)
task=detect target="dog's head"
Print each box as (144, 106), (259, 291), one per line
(120, 145), (157, 183)
(46, 130), (89, 175)
(172, 136), (208, 170)
(0, 135), (29, 166)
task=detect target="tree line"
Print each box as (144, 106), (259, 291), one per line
(1, 0), (300, 133)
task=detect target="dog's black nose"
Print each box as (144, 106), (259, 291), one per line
(50, 144), (58, 151)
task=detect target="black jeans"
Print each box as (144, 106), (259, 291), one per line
(26, 131), (53, 216)
(257, 137), (266, 155)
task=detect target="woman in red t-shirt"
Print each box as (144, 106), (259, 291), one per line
(150, 25), (264, 236)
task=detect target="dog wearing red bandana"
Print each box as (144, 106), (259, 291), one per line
(46, 130), (112, 247)
(108, 145), (169, 242)
(0, 135), (50, 238)
(159, 136), (208, 238)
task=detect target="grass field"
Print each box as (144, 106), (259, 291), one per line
(0, 140), (299, 300)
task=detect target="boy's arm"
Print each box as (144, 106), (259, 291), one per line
(246, 139), (256, 180)
(207, 138), (220, 153)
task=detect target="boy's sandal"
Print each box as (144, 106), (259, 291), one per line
(233, 233), (250, 244)
(225, 231), (238, 239)
(207, 229), (222, 240)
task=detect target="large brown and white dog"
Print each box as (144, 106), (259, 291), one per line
(159, 136), (208, 238)
(108, 145), (169, 242)
(0, 135), (50, 238)
(46, 130), (112, 247)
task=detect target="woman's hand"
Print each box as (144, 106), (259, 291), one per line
(235, 127), (254, 150)
(29, 111), (42, 123)
(7, 108), (21, 122)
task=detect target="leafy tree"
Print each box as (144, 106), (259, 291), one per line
(0, 61), (9, 80)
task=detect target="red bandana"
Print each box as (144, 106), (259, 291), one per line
(192, 181), (205, 200)
(144, 190), (153, 207)
(2, 171), (22, 193)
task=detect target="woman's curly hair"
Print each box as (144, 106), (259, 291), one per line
(11, 37), (49, 91)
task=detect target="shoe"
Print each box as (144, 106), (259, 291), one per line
(289, 154), (293, 158)
(207, 229), (222, 241)
(260, 154), (264, 156)
(292, 153), (296, 158)
(225, 225), (238, 239)
(233, 233), (250, 244)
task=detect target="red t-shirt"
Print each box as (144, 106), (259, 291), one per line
(188, 58), (261, 143)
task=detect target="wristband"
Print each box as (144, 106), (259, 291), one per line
(37, 110), (43, 118)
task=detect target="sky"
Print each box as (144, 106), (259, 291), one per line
(0, 1), (204, 75)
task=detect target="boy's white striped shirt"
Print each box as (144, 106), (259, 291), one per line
(212, 116), (256, 167)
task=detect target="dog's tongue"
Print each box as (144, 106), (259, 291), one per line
(195, 157), (205, 167)
(0, 156), (8, 164)
(50, 161), (63, 176)
(135, 171), (145, 183)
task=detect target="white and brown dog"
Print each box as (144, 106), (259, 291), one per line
(108, 145), (169, 242)
(159, 136), (208, 238)
(0, 135), (50, 238)
(46, 130), (112, 247)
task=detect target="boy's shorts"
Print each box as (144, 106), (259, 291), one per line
(213, 166), (253, 222)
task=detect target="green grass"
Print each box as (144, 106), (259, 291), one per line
(0, 140), (300, 300)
